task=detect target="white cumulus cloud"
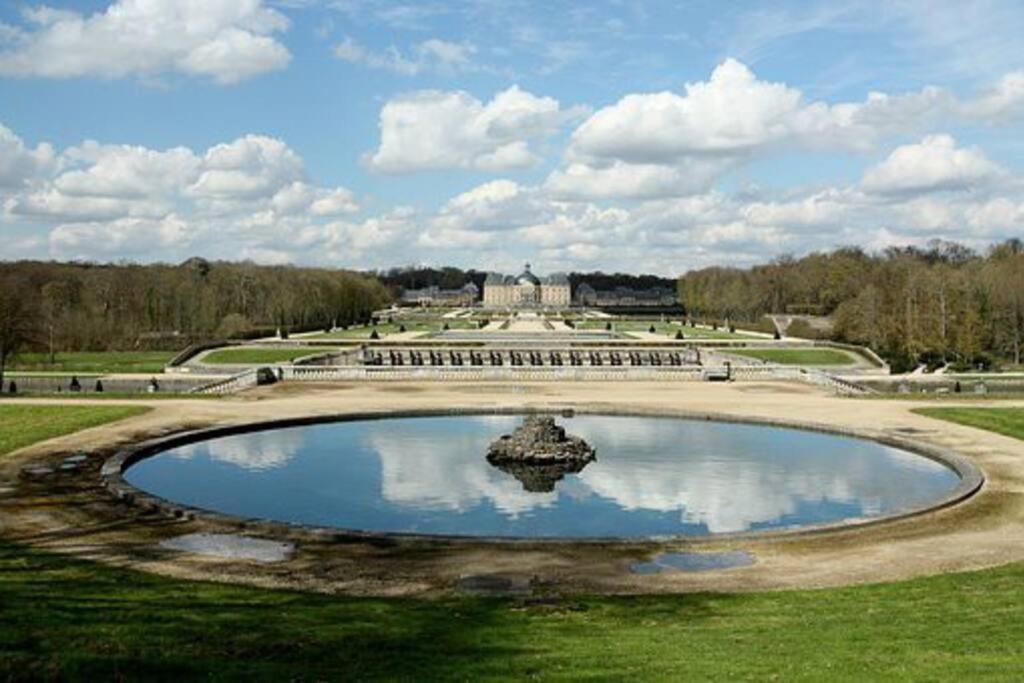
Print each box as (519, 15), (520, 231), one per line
(861, 135), (1006, 195)
(551, 59), (1024, 200)
(1, 121), (363, 263)
(0, 0), (291, 84)
(365, 86), (583, 173)
(0, 124), (54, 187)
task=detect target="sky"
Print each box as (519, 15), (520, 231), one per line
(1, 0), (1023, 276)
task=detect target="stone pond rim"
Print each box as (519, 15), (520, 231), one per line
(100, 406), (985, 545)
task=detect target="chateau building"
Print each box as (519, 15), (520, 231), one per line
(575, 284), (677, 308)
(400, 283), (479, 307)
(483, 264), (571, 308)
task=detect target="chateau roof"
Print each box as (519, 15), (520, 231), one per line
(543, 272), (569, 285)
(515, 263), (541, 286)
(484, 265), (566, 286)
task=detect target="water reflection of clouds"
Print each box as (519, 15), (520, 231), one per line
(369, 416), (956, 534)
(173, 429), (305, 472)
(367, 416), (557, 516)
(167, 416), (957, 535)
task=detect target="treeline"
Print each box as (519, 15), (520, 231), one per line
(678, 239), (1024, 371)
(566, 272), (674, 292)
(377, 266), (489, 294)
(378, 265), (675, 293)
(0, 258), (392, 354)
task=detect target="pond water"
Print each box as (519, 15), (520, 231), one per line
(124, 414), (961, 539)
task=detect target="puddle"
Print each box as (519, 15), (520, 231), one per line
(160, 533), (294, 563)
(630, 551), (755, 574)
(456, 574), (531, 595)
(20, 465), (54, 478)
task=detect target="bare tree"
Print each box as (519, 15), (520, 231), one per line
(0, 279), (36, 390)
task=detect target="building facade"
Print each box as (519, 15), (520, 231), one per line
(575, 284), (677, 308)
(483, 264), (571, 308)
(400, 283), (479, 307)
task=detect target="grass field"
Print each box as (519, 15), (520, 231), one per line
(2, 392), (220, 401)
(9, 352), (176, 374)
(0, 404), (150, 458)
(729, 348), (858, 365)
(309, 320), (482, 339)
(309, 323), (415, 339)
(675, 325), (763, 340)
(574, 321), (757, 339)
(913, 407), (1024, 440)
(201, 347), (337, 365)
(1, 539), (1023, 679)
(2, 404), (1024, 678)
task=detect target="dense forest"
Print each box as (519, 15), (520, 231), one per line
(678, 239), (1024, 371)
(0, 258), (391, 358)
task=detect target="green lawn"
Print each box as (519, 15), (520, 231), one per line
(729, 348), (858, 365)
(0, 542), (1023, 679)
(9, 351), (175, 374)
(2, 392), (220, 401)
(201, 347), (337, 365)
(0, 404), (150, 458)
(913, 406), (1024, 440)
(575, 321), (758, 339)
(3, 405), (1024, 678)
(308, 323), (421, 339)
(309, 320), (482, 340)
(684, 326), (762, 340)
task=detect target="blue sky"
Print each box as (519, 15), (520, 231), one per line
(1, 0), (1023, 275)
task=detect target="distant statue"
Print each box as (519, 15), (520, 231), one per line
(95, 379), (104, 393)
(69, 376), (81, 392)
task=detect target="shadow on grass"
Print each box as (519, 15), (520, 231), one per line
(0, 541), (736, 680)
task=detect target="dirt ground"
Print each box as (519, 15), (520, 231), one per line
(1, 380), (1023, 597)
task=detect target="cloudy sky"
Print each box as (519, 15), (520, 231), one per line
(1, 0), (1023, 275)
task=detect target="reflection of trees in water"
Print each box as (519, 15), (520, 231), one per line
(490, 459), (593, 493)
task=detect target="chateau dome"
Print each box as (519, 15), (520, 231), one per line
(515, 264), (541, 286)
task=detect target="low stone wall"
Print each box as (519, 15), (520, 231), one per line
(279, 364), (821, 383)
(281, 365), (709, 382)
(1, 375), (212, 395)
(188, 368), (270, 395)
(859, 375), (1024, 396)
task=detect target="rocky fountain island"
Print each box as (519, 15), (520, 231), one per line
(486, 415), (596, 492)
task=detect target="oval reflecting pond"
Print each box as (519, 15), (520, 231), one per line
(124, 414), (961, 538)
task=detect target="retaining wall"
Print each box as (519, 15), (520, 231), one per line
(1, 375), (212, 395)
